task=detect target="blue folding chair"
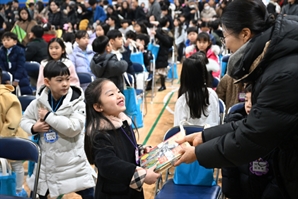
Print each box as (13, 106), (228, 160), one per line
(1, 71), (13, 84)
(18, 95), (36, 113)
(0, 137), (41, 199)
(227, 102), (244, 114)
(219, 99), (226, 124)
(155, 126), (222, 199)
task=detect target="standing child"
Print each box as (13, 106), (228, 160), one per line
(173, 16), (185, 63)
(36, 38), (79, 90)
(0, 32), (32, 95)
(150, 16), (174, 92)
(174, 52), (219, 127)
(20, 61), (96, 199)
(84, 78), (160, 199)
(90, 35), (128, 91)
(0, 67), (28, 197)
(69, 30), (95, 90)
(196, 32), (220, 78)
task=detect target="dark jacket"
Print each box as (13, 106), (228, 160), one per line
(25, 38), (48, 63)
(48, 11), (66, 29)
(93, 122), (144, 199)
(90, 52), (128, 91)
(133, 6), (147, 22)
(222, 108), (282, 199)
(195, 15), (298, 199)
(155, 28), (173, 69)
(281, 3), (298, 15)
(0, 45), (32, 95)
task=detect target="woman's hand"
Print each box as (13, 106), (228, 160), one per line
(174, 145), (197, 166)
(176, 132), (203, 146)
(144, 166), (161, 185)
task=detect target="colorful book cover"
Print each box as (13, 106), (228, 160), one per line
(140, 127), (190, 173)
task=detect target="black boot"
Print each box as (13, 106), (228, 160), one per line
(146, 80), (152, 91)
(158, 75), (166, 92)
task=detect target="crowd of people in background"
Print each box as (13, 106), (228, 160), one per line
(0, 0), (298, 198)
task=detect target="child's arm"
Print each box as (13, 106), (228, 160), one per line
(1, 93), (22, 137)
(42, 100), (85, 137)
(13, 47), (27, 84)
(20, 100), (43, 135)
(94, 133), (160, 190)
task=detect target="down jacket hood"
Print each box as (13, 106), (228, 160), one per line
(227, 15), (298, 83)
(91, 53), (116, 77)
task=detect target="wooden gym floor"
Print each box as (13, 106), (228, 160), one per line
(23, 64), (200, 199)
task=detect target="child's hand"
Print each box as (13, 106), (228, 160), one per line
(38, 107), (49, 120)
(33, 119), (50, 133)
(12, 81), (19, 86)
(144, 165), (160, 185)
(144, 146), (153, 153)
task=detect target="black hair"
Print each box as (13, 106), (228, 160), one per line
(196, 32), (212, 52)
(187, 26), (198, 35)
(245, 84), (252, 93)
(108, 15), (118, 24)
(136, 33), (150, 47)
(1, 32), (18, 41)
(200, 21), (210, 29)
(98, 23), (110, 35)
(36, 1), (44, 13)
(47, 38), (67, 60)
(106, 29), (122, 40)
(31, 25), (44, 38)
(125, 30), (136, 40)
(49, 0), (59, 7)
(134, 21), (147, 34)
(209, 19), (220, 31)
(19, 7), (32, 22)
(62, 32), (75, 43)
(121, 19), (131, 25)
(84, 78), (116, 163)
(190, 19), (198, 26)
(43, 60), (70, 79)
(221, 0), (275, 36)
(159, 16), (169, 28)
(28, 2), (34, 7)
(75, 30), (88, 39)
(178, 51), (210, 119)
(92, 35), (109, 54)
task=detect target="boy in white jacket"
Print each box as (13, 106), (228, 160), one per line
(20, 60), (96, 199)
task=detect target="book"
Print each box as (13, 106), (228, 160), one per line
(140, 125), (190, 173)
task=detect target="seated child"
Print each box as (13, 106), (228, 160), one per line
(0, 32), (32, 95)
(90, 35), (128, 91)
(0, 67), (28, 197)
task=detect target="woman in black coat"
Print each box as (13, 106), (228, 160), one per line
(175, 0), (298, 199)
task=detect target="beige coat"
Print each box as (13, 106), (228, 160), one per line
(0, 84), (27, 138)
(15, 20), (37, 46)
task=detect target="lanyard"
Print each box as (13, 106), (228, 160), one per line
(120, 125), (137, 148)
(49, 92), (64, 112)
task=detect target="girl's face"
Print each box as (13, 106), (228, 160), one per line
(96, 81), (126, 117)
(122, 2), (128, 9)
(96, 25), (104, 37)
(50, 2), (58, 13)
(134, 24), (141, 33)
(173, 19), (180, 27)
(107, 7), (113, 14)
(196, 39), (210, 52)
(20, 10), (28, 21)
(245, 92), (252, 115)
(49, 41), (65, 60)
(188, 32), (198, 44)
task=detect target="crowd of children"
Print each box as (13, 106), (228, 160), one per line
(0, 0), (297, 198)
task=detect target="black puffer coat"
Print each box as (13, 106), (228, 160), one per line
(195, 15), (298, 199)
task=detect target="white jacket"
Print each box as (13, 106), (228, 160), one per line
(20, 85), (96, 197)
(174, 88), (220, 127)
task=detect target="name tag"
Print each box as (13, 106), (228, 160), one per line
(239, 92), (245, 102)
(44, 130), (58, 143)
(249, 158), (269, 176)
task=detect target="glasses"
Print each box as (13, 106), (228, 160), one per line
(220, 31), (234, 46)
